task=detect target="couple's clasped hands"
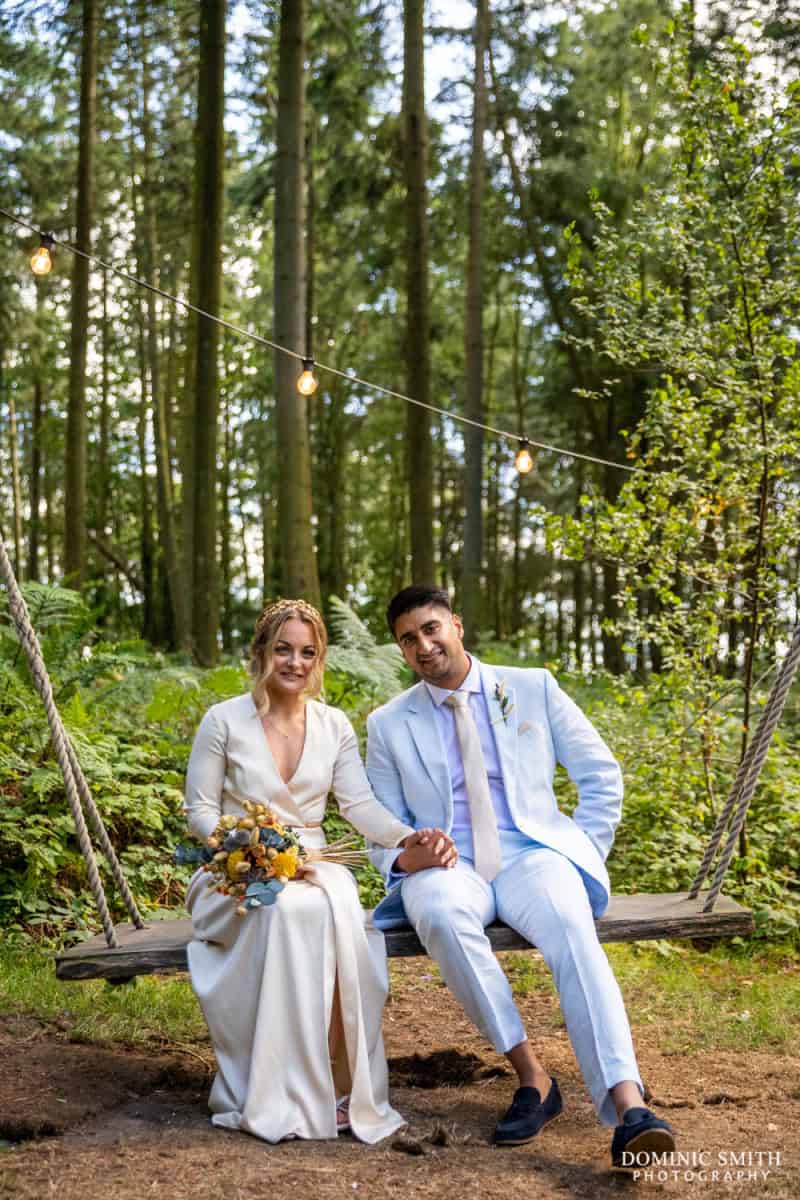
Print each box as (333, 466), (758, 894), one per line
(397, 827), (458, 873)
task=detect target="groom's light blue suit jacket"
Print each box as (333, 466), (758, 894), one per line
(365, 659), (623, 928)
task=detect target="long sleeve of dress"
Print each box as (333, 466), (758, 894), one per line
(185, 706), (227, 840)
(332, 714), (415, 849)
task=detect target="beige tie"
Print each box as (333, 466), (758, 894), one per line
(444, 692), (502, 882)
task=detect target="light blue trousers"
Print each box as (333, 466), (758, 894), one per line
(401, 834), (643, 1126)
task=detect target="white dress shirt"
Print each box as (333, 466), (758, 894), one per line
(389, 657), (518, 879)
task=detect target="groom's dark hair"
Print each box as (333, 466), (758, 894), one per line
(386, 585), (452, 636)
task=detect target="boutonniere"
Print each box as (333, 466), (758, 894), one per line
(492, 679), (514, 725)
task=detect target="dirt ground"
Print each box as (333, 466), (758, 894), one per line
(0, 958), (796, 1200)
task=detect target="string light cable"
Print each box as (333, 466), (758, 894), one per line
(0, 206), (643, 477)
(3, 210), (788, 621)
(0, 206), (782, 494)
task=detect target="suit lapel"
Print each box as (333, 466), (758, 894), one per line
(480, 661), (518, 810)
(406, 685), (453, 811)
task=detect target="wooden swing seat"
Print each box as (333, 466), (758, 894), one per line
(54, 890), (753, 983)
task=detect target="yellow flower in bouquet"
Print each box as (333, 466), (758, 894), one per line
(226, 849), (247, 881)
(175, 797), (367, 914)
(269, 846), (300, 880)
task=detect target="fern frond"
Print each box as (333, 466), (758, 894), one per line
(326, 596), (406, 701)
(0, 583), (89, 639)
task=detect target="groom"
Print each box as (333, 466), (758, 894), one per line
(366, 585), (675, 1167)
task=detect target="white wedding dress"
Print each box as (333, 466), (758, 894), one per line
(184, 693), (413, 1144)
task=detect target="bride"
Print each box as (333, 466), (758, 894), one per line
(184, 598), (456, 1143)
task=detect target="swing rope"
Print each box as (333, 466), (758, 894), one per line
(690, 619), (800, 910)
(0, 527), (144, 947)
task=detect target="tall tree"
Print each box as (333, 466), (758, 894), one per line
(403, 0), (434, 583)
(64, 0), (98, 588)
(461, 0), (489, 646)
(191, 0), (226, 663)
(139, 3), (183, 647)
(28, 280), (45, 582)
(273, 0), (320, 605)
(3, 356), (23, 576)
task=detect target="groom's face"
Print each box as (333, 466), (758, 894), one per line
(394, 604), (469, 686)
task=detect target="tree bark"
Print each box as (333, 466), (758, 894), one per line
(220, 363), (233, 654)
(28, 283), (44, 582)
(572, 460), (585, 668)
(403, 0), (434, 583)
(140, 5), (183, 648)
(272, 0), (320, 605)
(135, 296), (157, 642)
(64, 0), (98, 589)
(589, 562), (599, 671)
(509, 299), (531, 635)
(96, 250), (110, 540)
(460, 0), (489, 646)
(483, 292), (501, 633)
(5, 355), (24, 578)
(191, 0), (226, 662)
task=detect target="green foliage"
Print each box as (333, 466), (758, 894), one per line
(0, 591), (797, 946)
(556, 29), (800, 682)
(0, 944), (207, 1046)
(324, 594), (409, 714)
(505, 940), (800, 1051)
(459, 642), (799, 942)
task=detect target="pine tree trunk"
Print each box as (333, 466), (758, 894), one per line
(191, 0), (226, 663)
(601, 416), (625, 673)
(389, 446), (407, 598)
(64, 0), (98, 589)
(437, 415), (451, 592)
(273, 0), (320, 605)
(483, 293), (501, 632)
(403, 0), (434, 583)
(44, 407), (55, 583)
(130, 119), (162, 642)
(259, 389), (276, 604)
(5, 356), (24, 578)
(163, 280), (180, 470)
(235, 439), (252, 603)
(509, 299), (529, 635)
(140, 8), (183, 648)
(589, 561), (599, 671)
(220, 375), (233, 653)
(97, 251), (110, 542)
(136, 304), (157, 641)
(573, 560), (585, 669)
(28, 282), (44, 582)
(315, 379), (348, 613)
(460, 0), (489, 645)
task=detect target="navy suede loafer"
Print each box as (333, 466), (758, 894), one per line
(493, 1079), (563, 1146)
(611, 1107), (676, 1169)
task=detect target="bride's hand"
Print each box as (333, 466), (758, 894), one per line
(294, 862), (317, 880)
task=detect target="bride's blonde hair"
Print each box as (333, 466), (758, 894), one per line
(249, 598), (328, 714)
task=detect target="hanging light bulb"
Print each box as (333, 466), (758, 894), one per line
(30, 233), (55, 276)
(296, 358), (318, 396)
(515, 438), (534, 475)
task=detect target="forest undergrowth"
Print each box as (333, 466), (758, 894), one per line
(0, 588), (797, 950)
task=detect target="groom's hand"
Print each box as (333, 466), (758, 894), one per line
(396, 828), (458, 873)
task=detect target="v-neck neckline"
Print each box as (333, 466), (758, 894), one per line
(254, 695), (311, 787)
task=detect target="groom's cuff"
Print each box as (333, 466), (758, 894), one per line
(386, 845), (407, 889)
